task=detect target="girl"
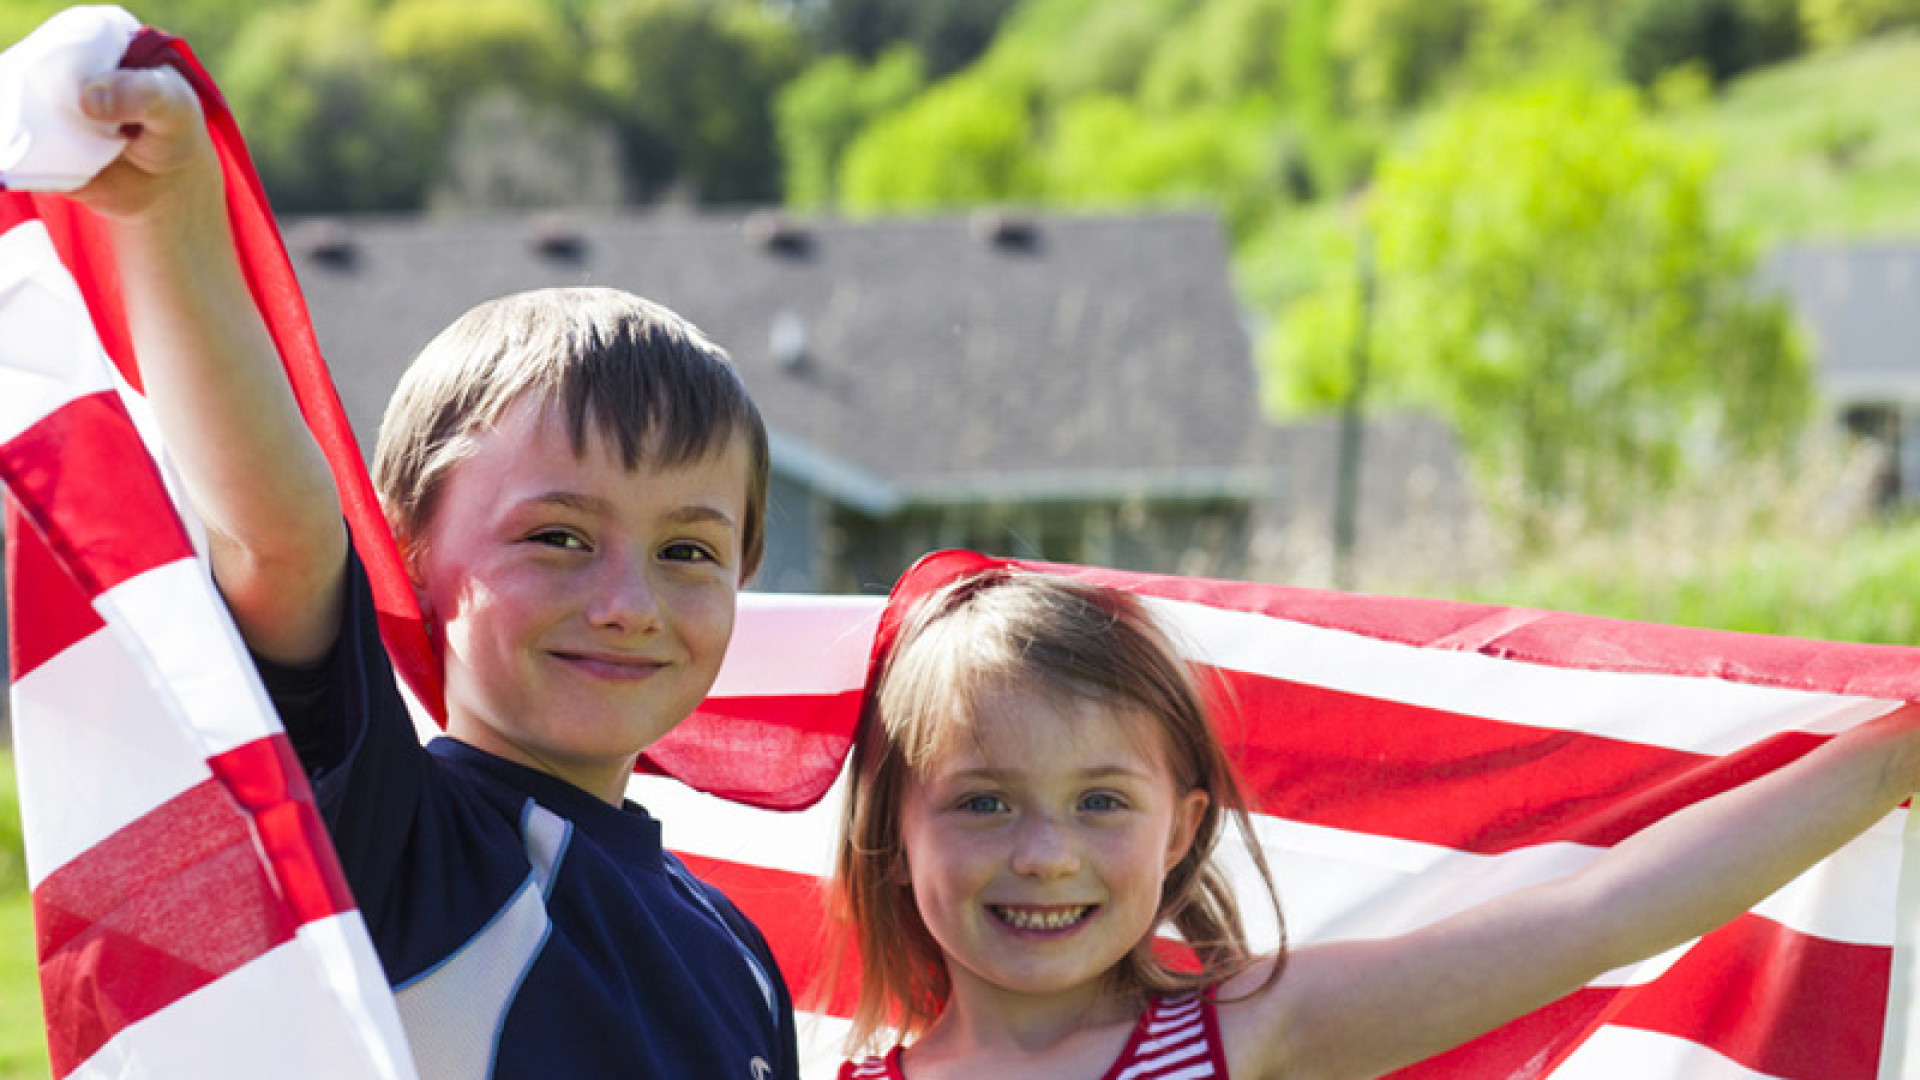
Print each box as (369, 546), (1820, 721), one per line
(831, 567), (1920, 1080)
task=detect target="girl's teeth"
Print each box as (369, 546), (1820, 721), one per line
(996, 906), (1089, 931)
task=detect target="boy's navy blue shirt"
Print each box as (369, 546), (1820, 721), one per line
(257, 552), (799, 1080)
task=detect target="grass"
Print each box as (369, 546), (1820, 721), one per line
(1663, 32), (1920, 245)
(0, 749), (47, 1080)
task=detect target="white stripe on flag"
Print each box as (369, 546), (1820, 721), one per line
(0, 218), (115, 442)
(63, 916), (418, 1080)
(1883, 807), (1920, 1080)
(1548, 1025), (1782, 1080)
(1155, 596), (1895, 752)
(712, 594), (883, 698)
(11, 623), (214, 887)
(103, 559), (287, 756)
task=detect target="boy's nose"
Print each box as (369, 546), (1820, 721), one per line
(1009, 817), (1080, 878)
(587, 554), (662, 631)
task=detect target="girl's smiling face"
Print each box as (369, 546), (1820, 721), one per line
(898, 682), (1209, 1014)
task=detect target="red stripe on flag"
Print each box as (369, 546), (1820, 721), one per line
(4, 496), (105, 680)
(687, 845), (1893, 1079)
(209, 735), (357, 926)
(1389, 989), (1617, 1079)
(1218, 670), (1828, 854)
(1607, 913), (1888, 1080)
(32, 734), (354, 1077)
(648, 690), (865, 810)
(35, 781), (293, 1075)
(0, 392), (194, 599)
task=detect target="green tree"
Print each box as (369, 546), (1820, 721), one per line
(1800, 0), (1920, 45)
(585, 0), (807, 204)
(221, 0), (440, 213)
(1138, 0), (1290, 113)
(1269, 80), (1809, 533)
(838, 74), (1042, 212)
(378, 0), (579, 110)
(807, 0), (1017, 78)
(1618, 0), (1803, 87)
(1044, 97), (1278, 237)
(777, 47), (926, 209)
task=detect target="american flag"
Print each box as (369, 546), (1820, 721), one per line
(6, 9), (1920, 1080)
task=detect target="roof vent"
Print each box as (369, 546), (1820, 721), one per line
(529, 215), (587, 263)
(771, 311), (808, 372)
(293, 219), (357, 270)
(970, 209), (1039, 252)
(744, 210), (811, 257)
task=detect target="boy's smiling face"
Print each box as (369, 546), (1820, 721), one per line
(407, 395), (751, 804)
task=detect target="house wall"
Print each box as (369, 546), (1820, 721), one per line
(757, 471), (827, 593)
(827, 499), (1257, 596)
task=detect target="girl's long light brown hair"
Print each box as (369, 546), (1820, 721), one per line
(824, 569), (1286, 1056)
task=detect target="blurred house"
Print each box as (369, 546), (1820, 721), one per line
(3, 209), (1476, 737)
(285, 208), (1474, 594)
(1762, 246), (1920, 504)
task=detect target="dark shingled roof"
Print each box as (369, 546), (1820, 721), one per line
(286, 209), (1270, 508)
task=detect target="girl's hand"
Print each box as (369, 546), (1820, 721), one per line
(71, 65), (220, 223)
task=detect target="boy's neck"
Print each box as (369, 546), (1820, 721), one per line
(444, 726), (639, 806)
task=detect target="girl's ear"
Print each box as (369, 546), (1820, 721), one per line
(1165, 789), (1211, 873)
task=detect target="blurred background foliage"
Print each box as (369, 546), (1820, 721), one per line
(4, 0), (1920, 638)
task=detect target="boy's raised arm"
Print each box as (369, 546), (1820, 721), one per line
(1235, 701), (1920, 1080)
(73, 66), (347, 663)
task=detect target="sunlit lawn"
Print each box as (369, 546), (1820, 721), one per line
(0, 885), (46, 1080)
(0, 745), (45, 1080)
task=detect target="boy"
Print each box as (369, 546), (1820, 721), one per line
(71, 63), (798, 1079)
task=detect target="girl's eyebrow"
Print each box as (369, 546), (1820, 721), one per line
(941, 763), (1156, 783)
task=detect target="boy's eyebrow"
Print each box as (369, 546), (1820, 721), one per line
(521, 492), (737, 531)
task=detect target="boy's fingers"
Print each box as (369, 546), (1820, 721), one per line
(79, 67), (200, 133)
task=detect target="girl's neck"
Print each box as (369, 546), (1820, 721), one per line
(919, 974), (1140, 1061)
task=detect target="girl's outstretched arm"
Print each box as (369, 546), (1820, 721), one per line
(71, 65), (346, 664)
(1222, 701), (1920, 1080)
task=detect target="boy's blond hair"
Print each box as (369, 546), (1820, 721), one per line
(372, 287), (769, 576)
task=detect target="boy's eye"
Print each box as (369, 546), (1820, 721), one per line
(530, 530), (588, 551)
(660, 541), (718, 564)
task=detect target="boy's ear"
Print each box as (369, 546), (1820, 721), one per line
(394, 530), (435, 617)
(1165, 789), (1210, 873)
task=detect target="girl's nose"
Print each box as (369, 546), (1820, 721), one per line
(587, 554), (662, 632)
(1009, 816), (1080, 879)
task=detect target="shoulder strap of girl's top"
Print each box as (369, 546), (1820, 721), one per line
(1109, 993), (1227, 1079)
(839, 1046), (900, 1079)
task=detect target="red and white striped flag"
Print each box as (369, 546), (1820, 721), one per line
(7, 9), (1920, 1080)
(0, 9), (422, 1078)
(655, 550), (1920, 1080)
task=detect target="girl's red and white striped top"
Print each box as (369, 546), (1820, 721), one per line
(838, 991), (1229, 1080)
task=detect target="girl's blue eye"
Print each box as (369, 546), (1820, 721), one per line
(957, 793), (1006, 814)
(1080, 792), (1127, 812)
